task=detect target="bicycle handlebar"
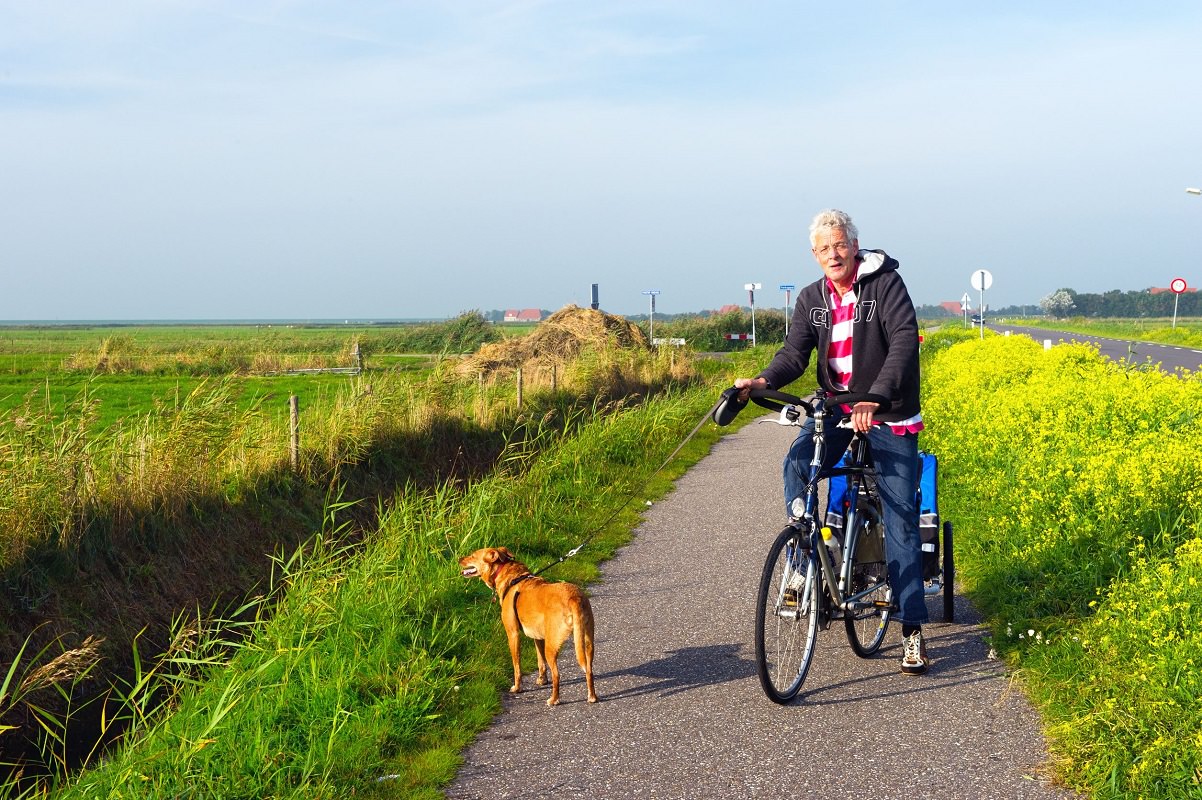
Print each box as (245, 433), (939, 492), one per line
(749, 388), (891, 416)
(710, 385), (891, 426)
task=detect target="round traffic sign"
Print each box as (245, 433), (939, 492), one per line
(970, 269), (993, 291)
(1170, 277), (1188, 294)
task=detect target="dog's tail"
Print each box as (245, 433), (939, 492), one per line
(573, 595), (598, 702)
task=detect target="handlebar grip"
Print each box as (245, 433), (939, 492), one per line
(748, 387), (813, 414)
(711, 387), (748, 426)
(828, 392), (892, 414)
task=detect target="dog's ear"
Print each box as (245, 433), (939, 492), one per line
(495, 547), (513, 563)
(484, 547), (508, 564)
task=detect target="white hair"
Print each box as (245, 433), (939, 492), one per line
(809, 209), (858, 247)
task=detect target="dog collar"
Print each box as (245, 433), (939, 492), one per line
(499, 573), (535, 601)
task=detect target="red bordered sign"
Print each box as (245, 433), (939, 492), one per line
(1170, 278), (1188, 294)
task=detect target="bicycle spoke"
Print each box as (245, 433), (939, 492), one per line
(755, 526), (820, 703)
(844, 511), (893, 657)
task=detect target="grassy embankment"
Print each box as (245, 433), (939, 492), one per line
(4, 344), (758, 798)
(921, 327), (1201, 799)
(0, 312), (724, 796)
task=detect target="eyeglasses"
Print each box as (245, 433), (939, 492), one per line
(813, 242), (853, 257)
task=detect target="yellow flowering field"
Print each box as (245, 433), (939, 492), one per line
(921, 330), (1202, 799)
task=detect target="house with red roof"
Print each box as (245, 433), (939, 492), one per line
(503, 309), (543, 322)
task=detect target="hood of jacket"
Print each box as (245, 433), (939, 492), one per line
(852, 249), (899, 287)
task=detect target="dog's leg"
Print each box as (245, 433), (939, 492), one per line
(533, 638), (549, 686)
(575, 599), (599, 703)
(543, 638), (562, 706)
(507, 628), (523, 694)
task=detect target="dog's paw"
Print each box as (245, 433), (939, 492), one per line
(545, 696), (559, 707)
(508, 684), (521, 694)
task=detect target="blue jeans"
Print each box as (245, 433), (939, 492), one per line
(783, 421), (929, 627)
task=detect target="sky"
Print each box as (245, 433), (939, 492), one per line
(3, 1), (1202, 321)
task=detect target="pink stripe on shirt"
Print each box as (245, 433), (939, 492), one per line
(825, 277), (924, 435)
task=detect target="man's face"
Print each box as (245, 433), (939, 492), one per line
(811, 228), (858, 289)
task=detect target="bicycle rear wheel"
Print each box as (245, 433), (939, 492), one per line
(755, 525), (820, 703)
(844, 510), (893, 657)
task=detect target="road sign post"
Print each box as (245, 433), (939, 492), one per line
(1170, 277), (1188, 329)
(744, 283), (762, 346)
(779, 284), (794, 339)
(642, 290), (661, 343)
(970, 270), (993, 340)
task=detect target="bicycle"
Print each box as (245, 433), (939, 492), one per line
(713, 385), (953, 703)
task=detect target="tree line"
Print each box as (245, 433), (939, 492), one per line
(1038, 287), (1200, 318)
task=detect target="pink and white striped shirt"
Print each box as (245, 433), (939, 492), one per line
(826, 277), (923, 435)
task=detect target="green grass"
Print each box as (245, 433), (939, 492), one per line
(34, 379), (740, 799)
(0, 320), (729, 796)
(0, 372), (358, 431)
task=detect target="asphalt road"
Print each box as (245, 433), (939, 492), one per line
(446, 419), (1080, 800)
(989, 322), (1202, 372)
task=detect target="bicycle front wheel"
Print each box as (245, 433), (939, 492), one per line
(755, 525), (820, 703)
(844, 512), (893, 657)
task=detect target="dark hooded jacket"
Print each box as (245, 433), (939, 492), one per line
(756, 249), (921, 423)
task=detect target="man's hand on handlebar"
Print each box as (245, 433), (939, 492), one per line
(733, 376), (768, 402)
(848, 401), (880, 433)
(728, 381), (889, 431)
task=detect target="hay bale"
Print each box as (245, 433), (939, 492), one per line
(457, 305), (648, 376)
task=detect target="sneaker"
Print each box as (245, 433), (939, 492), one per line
(900, 630), (929, 675)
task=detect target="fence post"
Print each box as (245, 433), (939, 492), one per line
(289, 394), (300, 471)
(516, 368), (523, 408)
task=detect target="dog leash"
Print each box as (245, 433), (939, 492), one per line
(530, 393), (730, 577)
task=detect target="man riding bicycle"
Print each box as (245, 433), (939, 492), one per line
(733, 208), (930, 675)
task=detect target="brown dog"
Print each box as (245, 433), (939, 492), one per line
(459, 547), (597, 706)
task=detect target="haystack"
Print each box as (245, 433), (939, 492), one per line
(457, 305), (648, 375)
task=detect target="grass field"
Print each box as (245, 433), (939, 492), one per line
(0, 324), (440, 429)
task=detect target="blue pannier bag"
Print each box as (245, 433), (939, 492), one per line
(824, 450), (940, 580)
(917, 450), (940, 581)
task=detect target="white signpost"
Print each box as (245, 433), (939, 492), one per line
(960, 292), (971, 328)
(970, 269), (993, 340)
(1170, 277), (1188, 329)
(779, 284), (795, 338)
(642, 290), (661, 342)
(744, 283), (762, 346)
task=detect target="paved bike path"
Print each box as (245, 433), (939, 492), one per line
(447, 420), (1079, 799)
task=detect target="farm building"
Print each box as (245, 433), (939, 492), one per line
(503, 309), (543, 322)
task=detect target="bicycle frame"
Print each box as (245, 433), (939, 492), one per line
(776, 397), (890, 620)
